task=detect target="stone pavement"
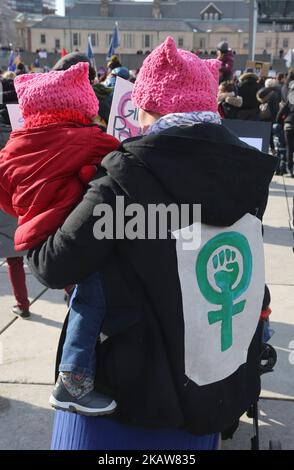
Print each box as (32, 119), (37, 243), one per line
(0, 175), (293, 450)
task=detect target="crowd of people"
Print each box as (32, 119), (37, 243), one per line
(0, 37), (280, 450)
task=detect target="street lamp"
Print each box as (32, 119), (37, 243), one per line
(247, 0), (257, 60)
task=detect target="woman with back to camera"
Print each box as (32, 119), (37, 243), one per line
(28, 37), (276, 450)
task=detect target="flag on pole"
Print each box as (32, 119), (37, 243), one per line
(284, 49), (292, 68)
(86, 35), (96, 71)
(61, 47), (68, 57)
(106, 22), (120, 60)
(8, 50), (16, 72)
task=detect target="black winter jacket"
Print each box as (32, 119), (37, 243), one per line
(28, 123), (276, 435)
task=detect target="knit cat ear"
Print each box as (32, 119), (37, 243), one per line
(164, 36), (182, 67)
(204, 59), (221, 82)
(63, 61), (89, 79)
(14, 72), (36, 87)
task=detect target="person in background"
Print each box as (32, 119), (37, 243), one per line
(0, 71), (30, 319)
(217, 80), (243, 119)
(276, 80), (294, 177)
(257, 78), (281, 154)
(97, 66), (107, 83)
(217, 41), (234, 83)
(15, 63), (26, 76)
(235, 72), (261, 120)
(276, 72), (285, 89)
(281, 68), (294, 103)
(0, 211), (30, 319)
(104, 66), (130, 89)
(106, 55), (121, 72)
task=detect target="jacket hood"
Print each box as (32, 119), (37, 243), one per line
(102, 123), (276, 226)
(239, 72), (259, 82)
(257, 86), (280, 103)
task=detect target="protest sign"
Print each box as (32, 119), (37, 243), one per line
(245, 60), (270, 77)
(6, 104), (24, 130)
(107, 77), (140, 141)
(223, 119), (271, 153)
(107, 79), (271, 152)
(38, 51), (47, 59)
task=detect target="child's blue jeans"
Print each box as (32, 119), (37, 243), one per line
(59, 272), (105, 378)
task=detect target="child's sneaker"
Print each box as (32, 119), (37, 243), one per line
(12, 305), (31, 319)
(49, 374), (117, 416)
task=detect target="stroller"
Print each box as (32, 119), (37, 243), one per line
(272, 123), (287, 176)
(247, 285), (281, 450)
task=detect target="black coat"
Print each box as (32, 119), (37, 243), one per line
(257, 86), (281, 122)
(236, 74), (261, 120)
(28, 123), (276, 435)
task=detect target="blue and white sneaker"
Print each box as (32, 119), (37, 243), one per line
(49, 375), (117, 416)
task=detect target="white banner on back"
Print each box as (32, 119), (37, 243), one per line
(173, 213), (264, 386)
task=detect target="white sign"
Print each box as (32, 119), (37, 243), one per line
(239, 137), (262, 151)
(6, 104), (24, 130)
(38, 51), (48, 59)
(107, 77), (140, 141)
(174, 213), (264, 386)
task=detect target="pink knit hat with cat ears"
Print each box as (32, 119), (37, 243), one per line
(132, 36), (221, 115)
(14, 62), (99, 128)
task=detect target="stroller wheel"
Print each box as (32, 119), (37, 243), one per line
(259, 343), (277, 374)
(269, 440), (282, 450)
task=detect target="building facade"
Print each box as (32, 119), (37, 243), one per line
(22, 0), (294, 56)
(8, 0), (55, 13)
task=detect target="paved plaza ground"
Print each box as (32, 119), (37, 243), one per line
(0, 175), (293, 450)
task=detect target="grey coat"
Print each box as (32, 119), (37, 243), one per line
(0, 210), (26, 258)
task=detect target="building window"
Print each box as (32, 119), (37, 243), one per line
(55, 39), (60, 50)
(178, 37), (184, 48)
(243, 39), (248, 49)
(282, 24), (292, 32)
(143, 34), (152, 49)
(106, 34), (112, 46)
(124, 34), (134, 49)
(265, 38), (272, 49)
(40, 34), (46, 44)
(199, 37), (206, 49)
(90, 33), (96, 47)
(201, 3), (222, 20)
(283, 38), (289, 49)
(72, 32), (81, 47)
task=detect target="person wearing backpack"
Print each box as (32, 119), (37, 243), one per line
(276, 79), (294, 177)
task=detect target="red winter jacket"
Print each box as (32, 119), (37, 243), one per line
(0, 122), (119, 251)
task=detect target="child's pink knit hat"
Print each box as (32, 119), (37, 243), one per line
(14, 62), (99, 128)
(132, 36), (221, 115)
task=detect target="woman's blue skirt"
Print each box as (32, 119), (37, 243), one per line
(51, 411), (219, 450)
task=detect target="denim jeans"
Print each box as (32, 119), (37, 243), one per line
(59, 271), (106, 378)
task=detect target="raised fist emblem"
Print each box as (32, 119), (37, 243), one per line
(213, 249), (239, 291)
(196, 232), (252, 352)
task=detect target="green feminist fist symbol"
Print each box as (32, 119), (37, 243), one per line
(196, 232), (252, 352)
